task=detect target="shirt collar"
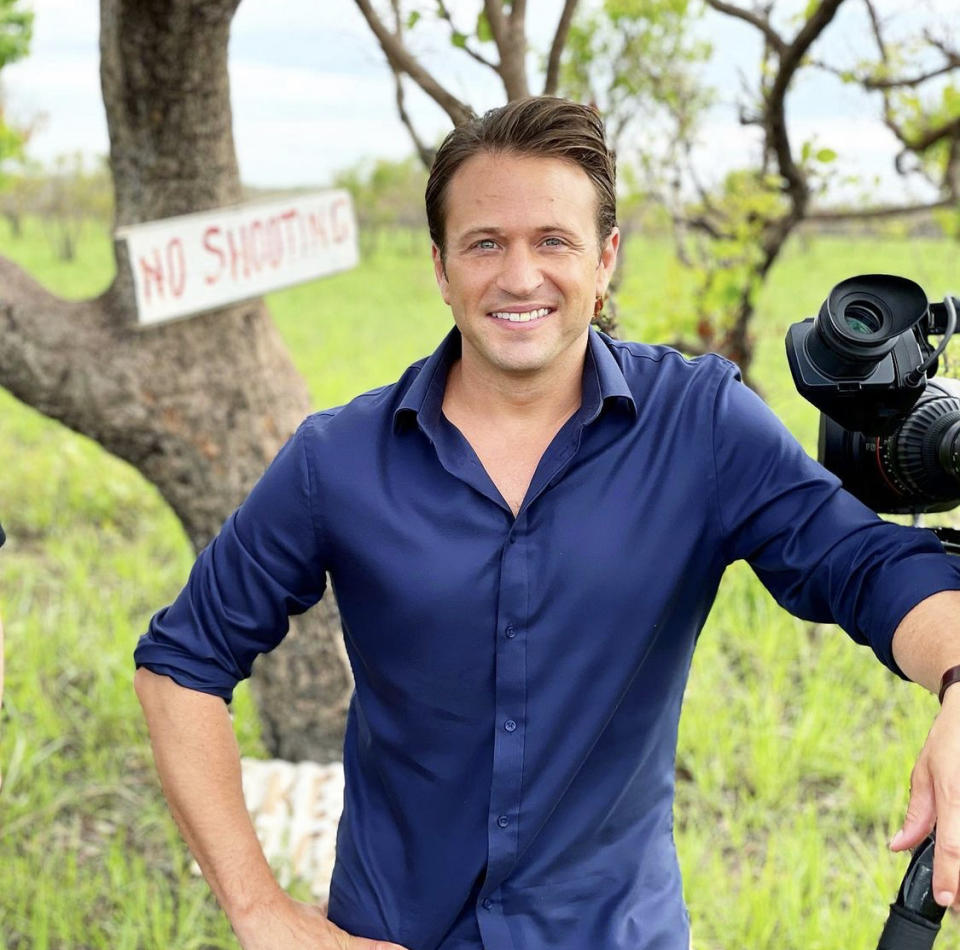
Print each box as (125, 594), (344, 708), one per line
(393, 326), (637, 435)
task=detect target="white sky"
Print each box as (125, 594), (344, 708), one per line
(2, 0), (956, 203)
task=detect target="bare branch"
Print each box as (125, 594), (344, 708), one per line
(765, 0), (846, 212)
(814, 58), (957, 89)
(807, 197), (957, 222)
(484, 0), (530, 98)
(863, 0), (886, 56)
(435, 0), (499, 70)
(511, 0), (528, 31)
(924, 31), (960, 64)
(352, 0), (474, 126)
(394, 72), (435, 169)
(543, 0), (580, 96)
(703, 0), (786, 56)
(483, 0), (508, 52)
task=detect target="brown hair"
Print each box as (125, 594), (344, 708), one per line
(425, 97), (617, 261)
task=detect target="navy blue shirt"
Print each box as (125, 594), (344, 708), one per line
(135, 328), (960, 950)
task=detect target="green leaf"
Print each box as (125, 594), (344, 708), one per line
(406, 10), (421, 30)
(451, 30), (468, 49)
(815, 148), (837, 163)
(476, 10), (493, 43)
(801, 141), (812, 162)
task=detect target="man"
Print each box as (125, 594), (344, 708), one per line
(134, 98), (960, 950)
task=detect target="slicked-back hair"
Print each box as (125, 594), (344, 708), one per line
(425, 97), (617, 261)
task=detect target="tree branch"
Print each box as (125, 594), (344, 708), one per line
(352, 0), (474, 126)
(765, 0), (846, 213)
(703, 0), (786, 56)
(807, 197), (957, 222)
(904, 114), (960, 153)
(394, 71), (435, 169)
(483, 0), (508, 51)
(543, 0), (580, 96)
(435, 0), (499, 70)
(483, 0), (529, 98)
(813, 58), (957, 90)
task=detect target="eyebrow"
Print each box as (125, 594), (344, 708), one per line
(455, 225), (580, 243)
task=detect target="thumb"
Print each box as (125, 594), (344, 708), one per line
(891, 763), (937, 851)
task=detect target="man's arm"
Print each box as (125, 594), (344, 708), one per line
(889, 589), (960, 910)
(134, 668), (408, 950)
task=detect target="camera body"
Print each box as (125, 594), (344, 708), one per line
(785, 275), (960, 515)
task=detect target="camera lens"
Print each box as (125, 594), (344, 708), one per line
(842, 301), (883, 336)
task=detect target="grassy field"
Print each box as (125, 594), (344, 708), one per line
(1, 214), (959, 949)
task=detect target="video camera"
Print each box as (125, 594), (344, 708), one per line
(785, 275), (960, 947)
(785, 274), (960, 550)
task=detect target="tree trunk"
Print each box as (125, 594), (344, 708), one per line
(0, 0), (352, 763)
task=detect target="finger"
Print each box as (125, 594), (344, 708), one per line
(932, 787), (960, 906)
(891, 764), (936, 851)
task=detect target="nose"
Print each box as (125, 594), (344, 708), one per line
(496, 243), (543, 298)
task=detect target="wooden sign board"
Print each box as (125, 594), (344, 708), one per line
(116, 191), (359, 326)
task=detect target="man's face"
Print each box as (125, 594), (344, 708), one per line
(432, 151), (619, 383)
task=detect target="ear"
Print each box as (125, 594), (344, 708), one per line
(595, 227), (620, 297)
(432, 243), (452, 306)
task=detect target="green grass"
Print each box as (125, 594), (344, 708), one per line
(1, 214), (959, 948)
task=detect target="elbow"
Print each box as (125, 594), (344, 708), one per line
(134, 665), (160, 707)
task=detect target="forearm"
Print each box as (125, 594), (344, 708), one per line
(134, 667), (283, 922)
(891, 589), (960, 694)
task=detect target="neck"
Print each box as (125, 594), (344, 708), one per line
(446, 333), (588, 427)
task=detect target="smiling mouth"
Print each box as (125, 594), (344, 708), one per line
(488, 307), (554, 323)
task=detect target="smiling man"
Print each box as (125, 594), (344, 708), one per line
(134, 98), (960, 950)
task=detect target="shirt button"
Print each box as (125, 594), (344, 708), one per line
(505, 624), (516, 639)
(497, 815), (510, 828)
(504, 719), (517, 732)
(482, 899), (493, 910)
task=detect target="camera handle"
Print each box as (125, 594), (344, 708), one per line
(877, 833), (945, 949)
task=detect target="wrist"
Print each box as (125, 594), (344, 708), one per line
(224, 881), (288, 927)
(939, 664), (960, 705)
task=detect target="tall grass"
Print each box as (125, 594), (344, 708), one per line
(1, 215), (958, 948)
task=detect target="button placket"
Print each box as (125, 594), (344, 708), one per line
(485, 517), (528, 891)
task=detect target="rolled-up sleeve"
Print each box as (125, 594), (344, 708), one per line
(134, 421), (328, 701)
(712, 363), (960, 677)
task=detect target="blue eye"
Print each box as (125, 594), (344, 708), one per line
(542, 237), (566, 247)
(474, 239), (497, 250)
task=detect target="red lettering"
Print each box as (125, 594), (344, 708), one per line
(308, 212), (329, 247)
(266, 217), (283, 268)
(227, 226), (250, 281)
(167, 238), (186, 298)
(296, 210), (309, 255)
(138, 248), (164, 303)
(330, 198), (351, 243)
(203, 226), (225, 286)
(280, 210), (298, 259)
(250, 220), (264, 272)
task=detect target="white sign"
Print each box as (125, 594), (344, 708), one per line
(116, 191), (359, 326)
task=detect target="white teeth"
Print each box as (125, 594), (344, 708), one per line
(490, 308), (551, 322)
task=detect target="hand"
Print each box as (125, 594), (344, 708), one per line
(890, 688), (960, 910)
(231, 891), (410, 950)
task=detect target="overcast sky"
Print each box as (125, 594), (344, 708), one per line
(3, 0), (955, 203)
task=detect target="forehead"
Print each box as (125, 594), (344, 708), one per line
(443, 152), (598, 235)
